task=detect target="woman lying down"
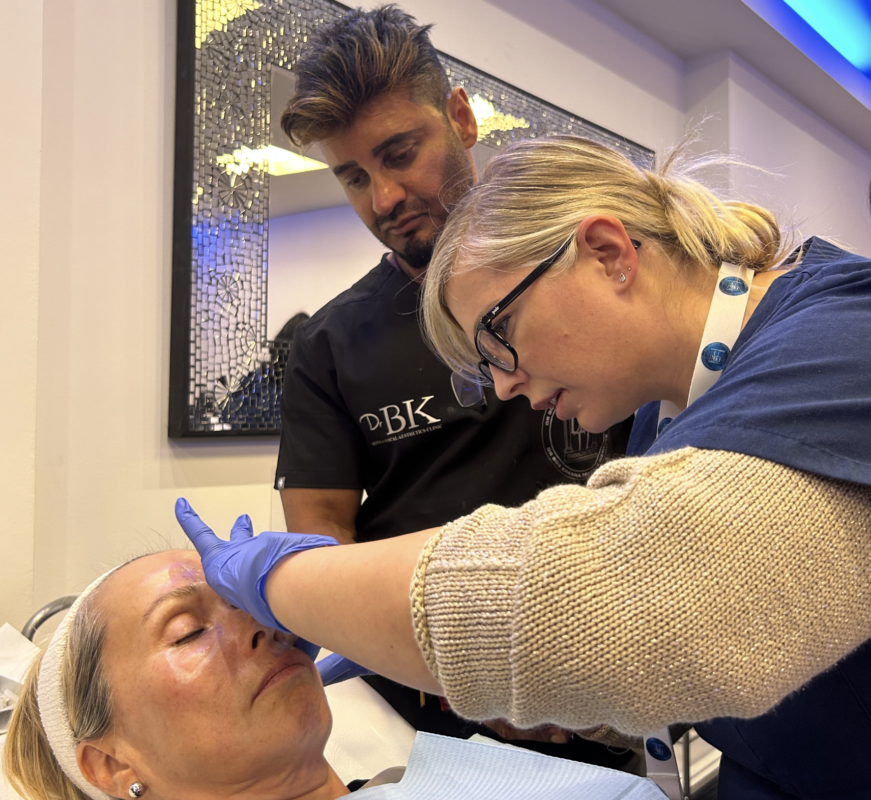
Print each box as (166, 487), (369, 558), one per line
(4, 550), (662, 800)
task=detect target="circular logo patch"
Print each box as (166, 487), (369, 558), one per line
(701, 342), (730, 371)
(646, 737), (672, 761)
(541, 408), (609, 481)
(657, 417), (673, 436)
(719, 276), (748, 296)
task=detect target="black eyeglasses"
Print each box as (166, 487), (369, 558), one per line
(473, 235), (640, 385)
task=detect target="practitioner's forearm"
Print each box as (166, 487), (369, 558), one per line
(265, 529), (443, 693)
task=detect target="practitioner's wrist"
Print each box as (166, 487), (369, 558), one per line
(264, 549), (314, 630)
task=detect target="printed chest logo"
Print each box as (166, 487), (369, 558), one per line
(359, 396), (443, 446)
(541, 408), (610, 481)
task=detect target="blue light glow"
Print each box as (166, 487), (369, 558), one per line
(782, 0), (871, 74)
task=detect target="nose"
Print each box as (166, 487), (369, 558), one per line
(491, 366), (527, 402)
(251, 626), (298, 651)
(231, 605), (296, 651)
(370, 173), (406, 217)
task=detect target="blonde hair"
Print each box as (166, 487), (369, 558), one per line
(422, 133), (792, 378)
(4, 587), (114, 800)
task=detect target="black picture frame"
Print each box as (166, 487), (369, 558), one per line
(168, 0), (652, 437)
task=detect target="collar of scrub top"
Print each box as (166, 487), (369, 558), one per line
(642, 262), (754, 800)
(657, 262), (754, 438)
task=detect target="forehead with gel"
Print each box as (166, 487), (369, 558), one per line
(96, 551), (204, 636)
(90, 551), (333, 795)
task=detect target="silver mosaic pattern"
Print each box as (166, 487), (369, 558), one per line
(181, 0), (652, 434)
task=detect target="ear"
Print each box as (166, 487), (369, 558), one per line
(446, 87), (479, 151)
(77, 739), (141, 799)
(575, 216), (639, 289)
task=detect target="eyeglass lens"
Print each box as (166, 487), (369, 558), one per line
(475, 329), (514, 371)
(450, 371), (487, 407)
(477, 360), (495, 386)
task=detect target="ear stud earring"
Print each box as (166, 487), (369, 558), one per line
(129, 782), (145, 798)
(619, 273), (626, 283)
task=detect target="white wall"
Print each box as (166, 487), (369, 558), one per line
(429, 0), (687, 152)
(3, 0), (871, 628)
(0, 0), (43, 628)
(727, 53), (871, 254)
(685, 51), (871, 255)
(267, 207), (386, 340)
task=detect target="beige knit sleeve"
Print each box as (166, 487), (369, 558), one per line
(410, 446), (871, 734)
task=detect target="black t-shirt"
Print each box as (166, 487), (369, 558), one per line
(276, 255), (631, 542)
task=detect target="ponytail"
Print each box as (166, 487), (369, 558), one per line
(423, 131), (794, 377)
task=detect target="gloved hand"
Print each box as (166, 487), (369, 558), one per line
(175, 497), (339, 661)
(317, 652), (374, 685)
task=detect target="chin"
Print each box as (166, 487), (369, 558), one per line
(567, 409), (612, 435)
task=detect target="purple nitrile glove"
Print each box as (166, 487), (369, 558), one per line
(317, 652), (374, 686)
(175, 498), (339, 661)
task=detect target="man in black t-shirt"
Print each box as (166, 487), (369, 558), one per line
(274, 5), (635, 770)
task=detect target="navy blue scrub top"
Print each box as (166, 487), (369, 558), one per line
(628, 239), (871, 799)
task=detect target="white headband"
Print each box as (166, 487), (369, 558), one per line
(37, 567), (121, 800)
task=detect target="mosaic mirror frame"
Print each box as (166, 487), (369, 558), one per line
(169, 0), (653, 437)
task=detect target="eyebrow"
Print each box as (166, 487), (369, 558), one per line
(332, 128), (423, 177)
(141, 583), (205, 623)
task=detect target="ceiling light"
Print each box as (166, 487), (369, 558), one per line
(216, 145), (328, 177)
(469, 94), (530, 137)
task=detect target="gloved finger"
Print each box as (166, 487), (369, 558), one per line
(229, 514), (254, 542)
(174, 498), (220, 555)
(317, 652), (374, 686)
(293, 637), (322, 662)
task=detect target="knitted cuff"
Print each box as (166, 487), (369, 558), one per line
(411, 504), (526, 722)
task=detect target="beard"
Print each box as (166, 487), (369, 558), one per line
(400, 231), (439, 270)
(373, 127), (473, 270)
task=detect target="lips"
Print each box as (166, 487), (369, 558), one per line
(385, 213), (424, 236)
(253, 652), (309, 702)
(532, 390), (562, 412)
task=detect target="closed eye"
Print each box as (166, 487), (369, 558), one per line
(175, 628), (205, 645)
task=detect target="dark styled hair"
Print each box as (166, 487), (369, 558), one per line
(281, 4), (451, 146)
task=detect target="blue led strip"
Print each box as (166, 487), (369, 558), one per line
(783, 0), (871, 78)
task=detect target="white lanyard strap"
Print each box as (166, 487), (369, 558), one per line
(657, 262), (753, 437)
(647, 263), (752, 798)
(643, 728), (684, 800)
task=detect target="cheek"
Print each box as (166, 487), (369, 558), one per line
(156, 625), (241, 719)
(349, 195), (375, 220)
(163, 627), (224, 685)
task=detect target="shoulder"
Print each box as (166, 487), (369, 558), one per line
(649, 239), (871, 484)
(297, 256), (414, 342)
(771, 237), (871, 300)
(737, 237), (871, 347)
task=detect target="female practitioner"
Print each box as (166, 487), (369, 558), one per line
(177, 135), (871, 798)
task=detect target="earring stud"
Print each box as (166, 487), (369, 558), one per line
(619, 273), (626, 283)
(129, 783), (145, 798)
